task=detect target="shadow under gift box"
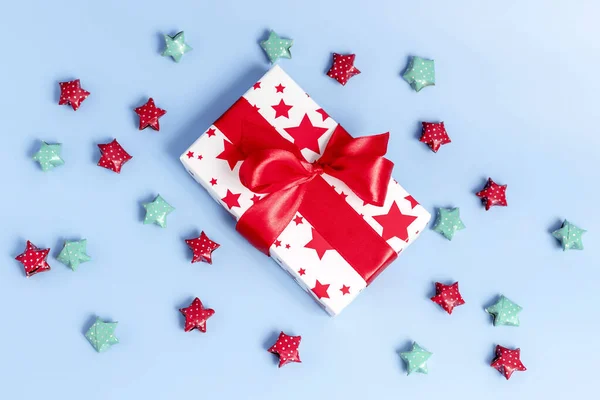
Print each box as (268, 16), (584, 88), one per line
(180, 65), (430, 316)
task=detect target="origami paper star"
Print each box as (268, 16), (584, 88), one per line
(552, 220), (586, 251)
(161, 31), (192, 62)
(15, 240), (51, 277)
(143, 194), (175, 228)
(260, 31), (293, 63)
(485, 295), (522, 327)
(85, 318), (119, 352)
(58, 79), (90, 110)
(97, 139), (132, 173)
(491, 345), (526, 380)
(268, 331), (302, 368)
(185, 231), (220, 264)
(433, 207), (465, 240)
(402, 56), (435, 92)
(326, 53), (361, 86)
(57, 239), (91, 271)
(476, 178), (507, 210)
(420, 122), (451, 152)
(134, 98), (166, 131)
(32, 141), (64, 172)
(431, 281), (465, 314)
(179, 297), (215, 333)
(400, 342), (432, 375)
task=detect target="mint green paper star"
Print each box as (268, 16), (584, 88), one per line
(400, 342), (432, 375)
(433, 207), (466, 240)
(552, 219), (586, 251)
(32, 141), (64, 172)
(402, 56), (435, 92)
(260, 30), (293, 63)
(143, 194), (175, 228)
(162, 31), (192, 62)
(485, 295), (523, 327)
(85, 318), (119, 352)
(57, 239), (91, 271)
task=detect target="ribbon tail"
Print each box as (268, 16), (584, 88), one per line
(236, 185), (306, 255)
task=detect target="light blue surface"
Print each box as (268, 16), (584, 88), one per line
(0, 1), (598, 398)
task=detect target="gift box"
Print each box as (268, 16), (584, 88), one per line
(180, 65), (430, 315)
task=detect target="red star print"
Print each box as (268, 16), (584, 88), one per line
(252, 104), (260, 111)
(340, 285), (351, 295)
(209, 178), (217, 186)
(179, 297), (215, 333)
(293, 215), (303, 225)
(430, 282), (465, 314)
(221, 189), (241, 209)
(253, 82), (261, 90)
(372, 201), (417, 241)
(216, 140), (244, 170)
(58, 79), (90, 111)
(197, 154), (203, 160)
(284, 114), (328, 154)
(134, 98), (166, 131)
(15, 241), (51, 277)
(251, 194), (261, 203)
(268, 332), (301, 368)
(275, 83), (285, 93)
(206, 128), (216, 137)
(420, 122), (451, 152)
(271, 99), (293, 119)
(312, 280), (330, 299)
(339, 191), (348, 200)
(304, 228), (335, 259)
(186, 151), (194, 159)
(404, 195), (419, 209)
(298, 268), (306, 276)
(185, 231), (220, 264)
(476, 178), (508, 210)
(316, 108), (329, 121)
(491, 345), (527, 380)
(285, 244), (291, 249)
(274, 240), (282, 247)
(97, 139), (132, 174)
(327, 53), (361, 86)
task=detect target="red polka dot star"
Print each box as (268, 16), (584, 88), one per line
(185, 231), (220, 264)
(327, 53), (361, 86)
(58, 79), (90, 111)
(490, 345), (527, 380)
(97, 139), (132, 174)
(15, 240), (51, 277)
(430, 281), (466, 314)
(179, 297), (215, 333)
(134, 97), (167, 131)
(268, 331), (302, 368)
(420, 122), (451, 152)
(476, 178), (507, 210)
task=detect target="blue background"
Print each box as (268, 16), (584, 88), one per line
(0, 1), (597, 398)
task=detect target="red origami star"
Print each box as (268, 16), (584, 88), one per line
(185, 231), (220, 264)
(268, 331), (302, 368)
(372, 201), (417, 242)
(15, 240), (51, 277)
(327, 53), (361, 86)
(430, 281), (465, 314)
(58, 79), (90, 111)
(97, 139), (132, 173)
(420, 122), (451, 152)
(476, 178), (507, 210)
(179, 297), (215, 333)
(283, 114), (328, 154)
(134, 98), (166, 131)
(491, 345), (527, 380)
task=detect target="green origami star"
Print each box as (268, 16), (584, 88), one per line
(161, 31), (192, 62)
(552, 219), (586, 251)
(400, 342), (432, 375)
(143, 194), (175, 228)
(32, 141), (64, 172)
(260, 30), (293, 63)
(402, 56), (435, 92)
(433, 207), (466, 240)
(485, 295), (523, 327)
(85, 318), (119, 352)
(57, 239), (91, 271)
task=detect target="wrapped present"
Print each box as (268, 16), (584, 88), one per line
(180, 65), (430, 315)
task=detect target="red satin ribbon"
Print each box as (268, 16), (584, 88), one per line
(214, 97), (397, 284)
